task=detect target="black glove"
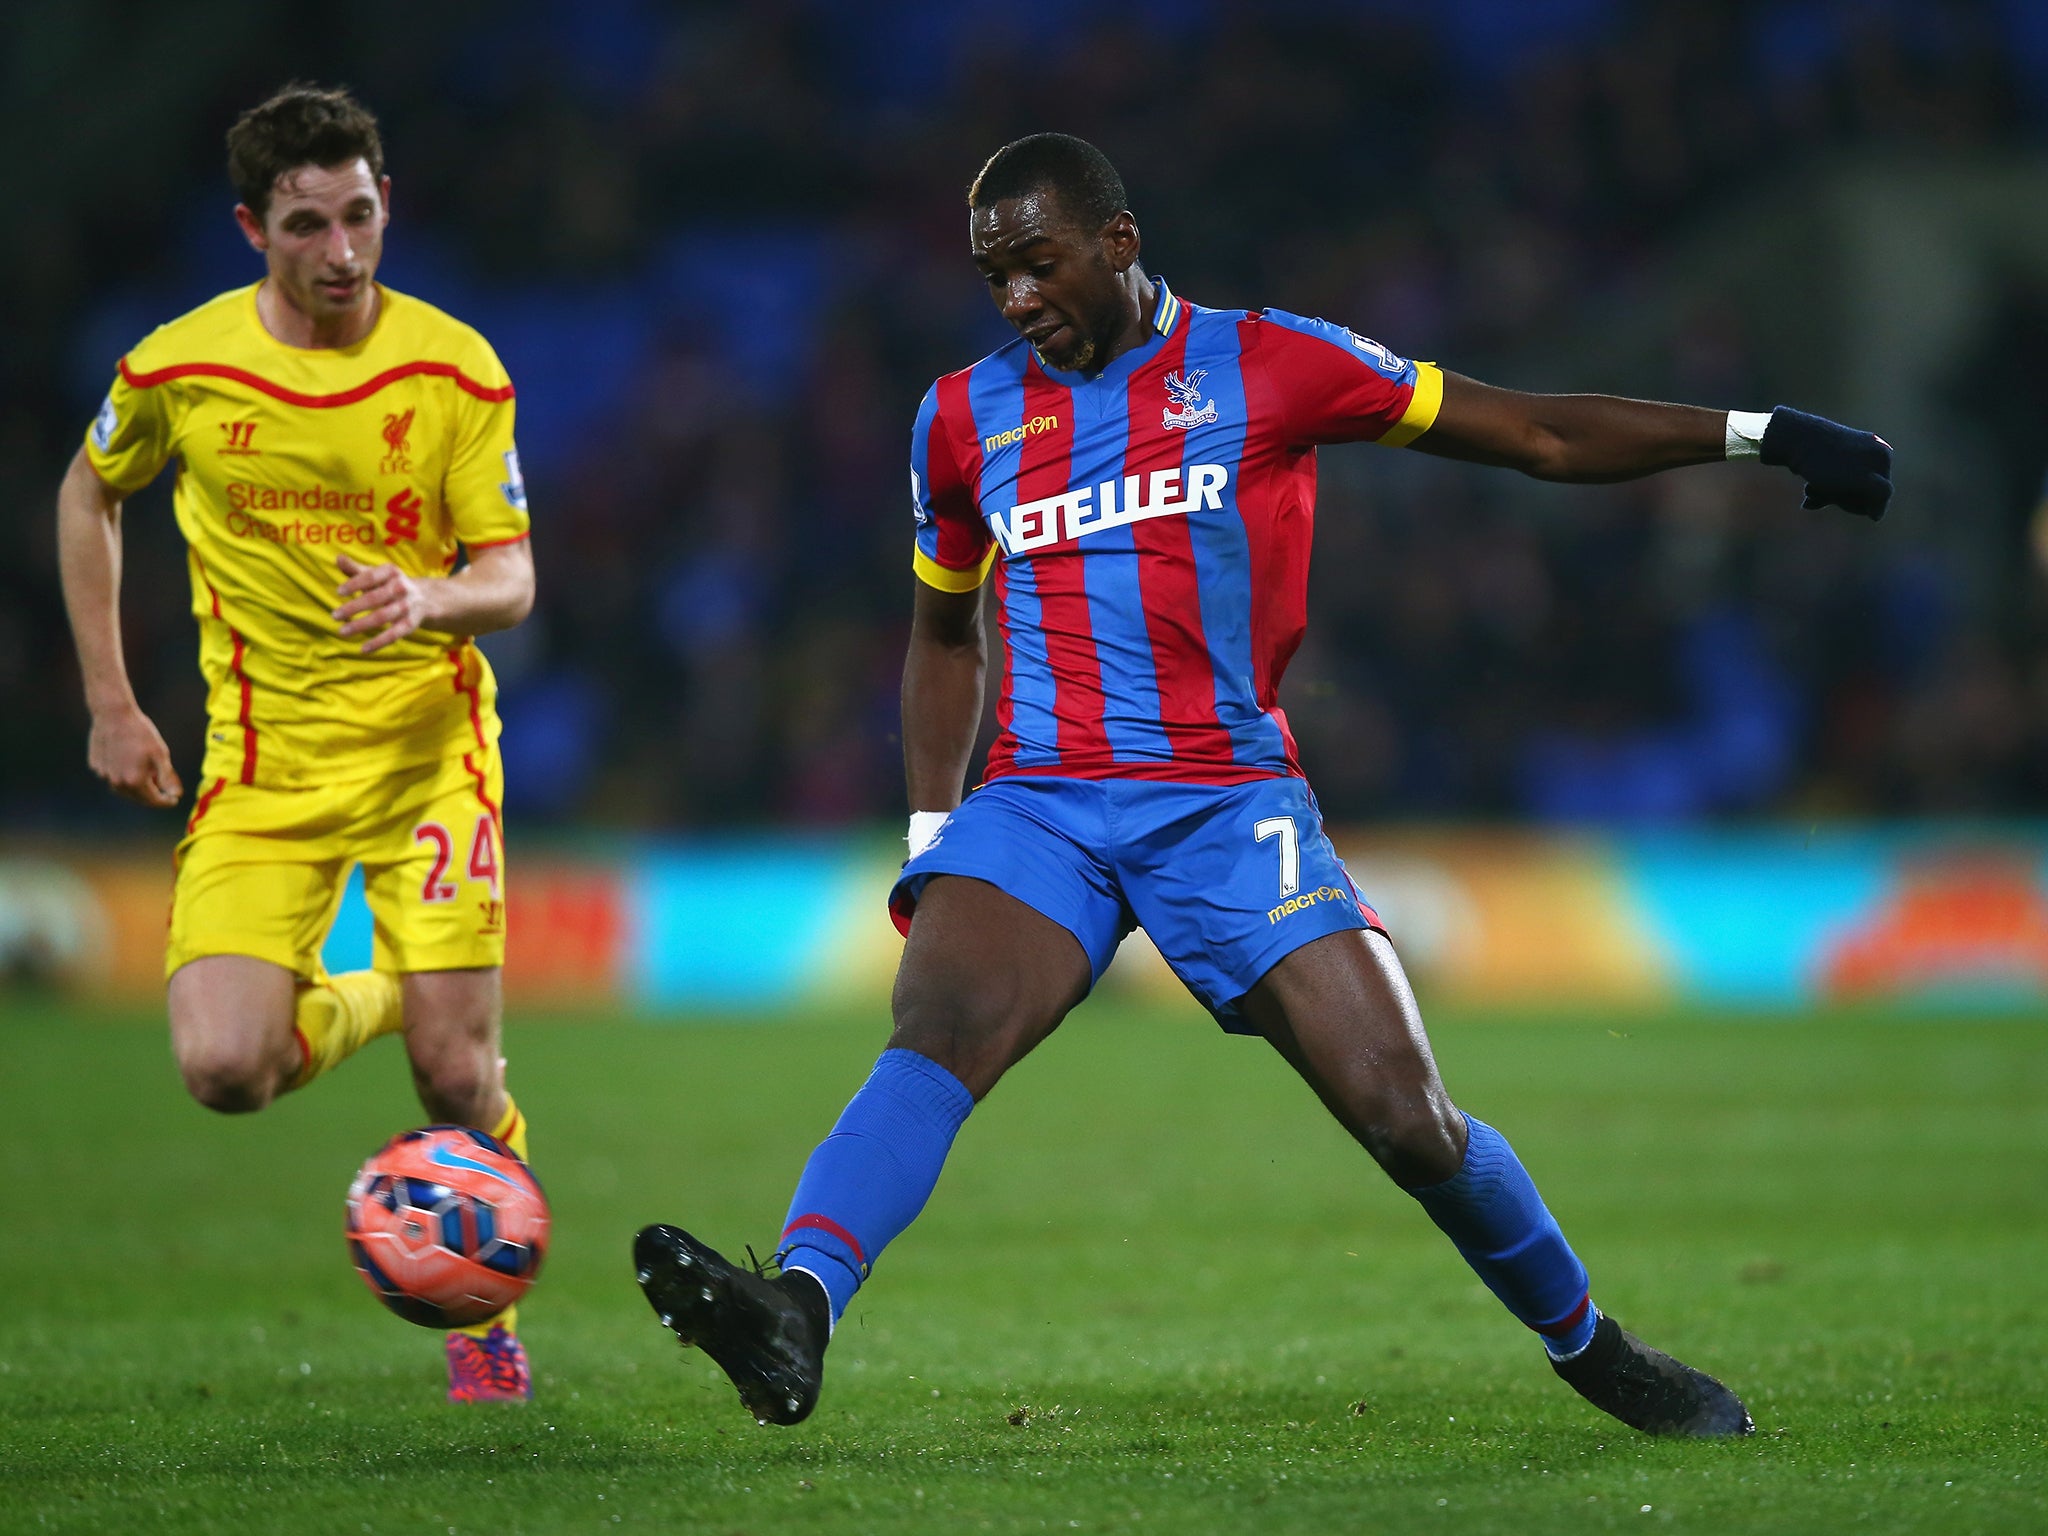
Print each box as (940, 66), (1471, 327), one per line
(1758, 406), (1893, 520)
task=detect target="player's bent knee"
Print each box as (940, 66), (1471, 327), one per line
(887, 982), (1039, 1099)
(884, 993), (981, 1086)
(1360, 1092), (1467, 1187)
(411, 1064), (492, 1124)
(407, 1047), (496, 1124)
(175, 1045), (282, 1114)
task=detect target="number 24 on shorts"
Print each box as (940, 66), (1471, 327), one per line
(413, 816), (500, 904)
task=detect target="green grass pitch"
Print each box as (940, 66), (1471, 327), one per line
(2, 996), (2043, 1534)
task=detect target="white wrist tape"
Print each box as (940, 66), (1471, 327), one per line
(1725, 410), (1771, 461)
(907, 810), (951, 861)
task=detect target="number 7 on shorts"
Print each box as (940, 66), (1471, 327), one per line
(1254, 815), (1299, 898)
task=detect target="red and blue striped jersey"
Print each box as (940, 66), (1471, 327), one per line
(912, 279), (1442, 785)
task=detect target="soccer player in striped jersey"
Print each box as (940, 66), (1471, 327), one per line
(637, 134), (1892, 1435)
(57, 85), (538, 1402)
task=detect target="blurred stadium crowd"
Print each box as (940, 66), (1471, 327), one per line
(6, 0), (2048, 830)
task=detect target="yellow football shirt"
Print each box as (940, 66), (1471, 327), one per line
(84, 283), (531, 791)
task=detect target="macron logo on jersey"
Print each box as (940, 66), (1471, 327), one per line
(990, 464), (1229, 556)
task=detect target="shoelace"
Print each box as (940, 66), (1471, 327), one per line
(482, 1332), (527, 1390)
(450, 1332), (525, 1394)
(449, 1341), (493, 1391)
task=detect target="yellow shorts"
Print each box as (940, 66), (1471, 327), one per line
(167, 746), (507, 981)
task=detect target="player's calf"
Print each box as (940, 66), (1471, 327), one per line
(401, 969), (506, 1126)
(174, 1041), (291, 1114)
(1400, 1108), (1753, 1436)
(1405, 1114), (1600, 1356)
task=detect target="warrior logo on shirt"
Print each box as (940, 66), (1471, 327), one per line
(380, 408), (415, 474)
(1162, 370), (1219, 431)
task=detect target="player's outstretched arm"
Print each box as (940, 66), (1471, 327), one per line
(55, 448), (183, 808)
(334, 539), (536, 655)
(902, 579), (985, 841)
(1414, 372), (1893, 519)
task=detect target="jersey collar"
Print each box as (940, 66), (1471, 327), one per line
(1034, 274), (1182, 386)
(1151, 275), (1181, 337)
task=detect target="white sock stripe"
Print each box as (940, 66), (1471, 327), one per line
(1542, 1303), (1601, 1362)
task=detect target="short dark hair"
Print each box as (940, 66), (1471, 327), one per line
(226, 83), (384, 220)
(968, 133), (1128, 231)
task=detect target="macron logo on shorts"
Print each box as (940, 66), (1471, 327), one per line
(1268, 885), (1350, 925)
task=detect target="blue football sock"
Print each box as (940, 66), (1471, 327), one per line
(777, 1048), (975, 1325)
(1405, 1114), (1598, 1359)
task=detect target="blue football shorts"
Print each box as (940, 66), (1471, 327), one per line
(889, 775), (1385, 1034)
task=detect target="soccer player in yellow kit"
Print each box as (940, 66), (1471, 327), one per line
(56, 85), (539, 1402)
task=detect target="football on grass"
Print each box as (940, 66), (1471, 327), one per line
(345, 1125), (549, 1328)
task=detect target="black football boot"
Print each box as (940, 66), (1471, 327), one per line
(633, 1223), (830, 1425)
(1551, 1313), (1755, 1437)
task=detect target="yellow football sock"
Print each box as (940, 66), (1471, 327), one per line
(453, 1092), (528, 1340)
(490, 1092), (529, 1162)
(291, 969), (403, 1089)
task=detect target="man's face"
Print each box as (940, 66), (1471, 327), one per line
(235, 158), (388, 324)
(970, 187), (1134, 374)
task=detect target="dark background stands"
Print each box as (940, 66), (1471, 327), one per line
(6, 0), (2046, 831)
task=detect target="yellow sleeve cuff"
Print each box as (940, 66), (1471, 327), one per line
(1377, 362), (1443, 449)
(82, 436), (162, 498)
(913, 544), (995, 592)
